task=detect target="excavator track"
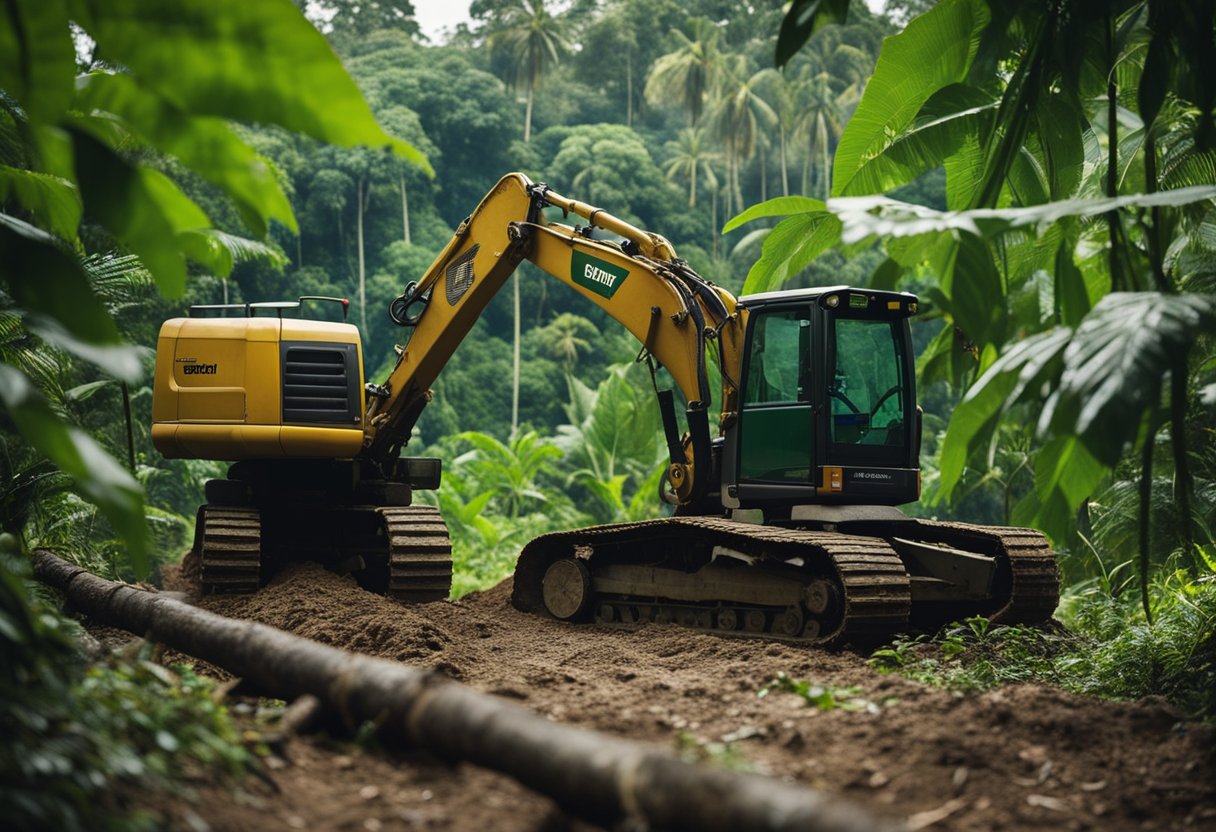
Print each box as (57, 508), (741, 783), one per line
(195, 505), (262, 594)
(379, 505), (453, 603)
(513, 516), (1059, 647)
(513, 517), (912, 647)
(904, 519), (1059, 625)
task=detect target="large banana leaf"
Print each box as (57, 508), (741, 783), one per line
(831, 0), (989, 198)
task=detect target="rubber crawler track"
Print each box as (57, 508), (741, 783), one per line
(513, 518), (912, 647)
(513, 516), (1059, 646)
(196, 505), (262, 594)
(906, 519), (1059, 625)
(381, 505), (453, 603)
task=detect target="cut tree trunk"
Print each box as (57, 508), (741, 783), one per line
(32, 550), (893, 832)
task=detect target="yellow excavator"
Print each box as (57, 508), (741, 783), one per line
(152, 172), (1058, 644)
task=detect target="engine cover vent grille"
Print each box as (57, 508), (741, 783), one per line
(445, 244), (479, 305)
(281, 342), (360, 425)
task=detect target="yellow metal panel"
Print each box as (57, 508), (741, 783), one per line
(151, 333), (179, 423)
(153, 424), (281, 459)
(172, 336), (249, 422)
(280, 426), (364, 458)
(178, 388), (246, 422)
(245, 341), (281, 425)
(153, 423), (362, 460)
(173, 317), (280, 341)
(150, 423), (181, 457)
(280, 319), (361, 344)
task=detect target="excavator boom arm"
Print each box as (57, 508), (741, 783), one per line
(361, 173), (744, 505)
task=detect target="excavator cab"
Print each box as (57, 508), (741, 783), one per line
(722, 286), (920, 515)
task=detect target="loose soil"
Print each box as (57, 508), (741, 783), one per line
(126, 563), (1214, 831)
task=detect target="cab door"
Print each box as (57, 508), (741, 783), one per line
(732, 306), (815, 497)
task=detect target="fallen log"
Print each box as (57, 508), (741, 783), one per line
(33, 550), (901, 832)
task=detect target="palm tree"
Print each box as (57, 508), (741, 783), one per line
(536, 313), (597, 375)
(662, 127), (721, 208)
(488, 0), (569, 143)
(709, 56), (777, 216)
(755, 69), (799, 198)
(643, 18), (726, 127)
(487, 0), (569, 437)
(789, 35), (871, 199)
(797, 71), (846, 200)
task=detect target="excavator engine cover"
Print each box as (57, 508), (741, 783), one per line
(152, 316), (365, 461)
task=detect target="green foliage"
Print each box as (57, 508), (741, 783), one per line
(0, 365), (148, 575)
(870, 573), (1216, 719)
(729, 0), (1216, 607)
(757, 671), (876, 712)
(868, 616), (1060, 690)
(1058, 570), (1216, 719)
(1, 0), (424, 575)
(830, 0), (988, 198)
(0, 549), (252, 830)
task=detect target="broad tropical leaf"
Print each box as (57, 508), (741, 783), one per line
(74, 0), (430, 173)
(938, 328), (1073, 496)
(740, 211), (841, 295)
(71, 129), (211, 297)
(1012, 435), (1106, 544)
(0, 0), (73, 123)
(839, 83), (998, 198)
(827, 186), (1216, 243)
(722, 195), (824, 233)
(0, 214), (120, 346)
(1044, 292), (1216, 465)
(831, 0), (989, 198)
(0, 166), (80, 240)
(75, 72), (297, 236)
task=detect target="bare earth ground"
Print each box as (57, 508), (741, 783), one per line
(111, 563), (1215, 831)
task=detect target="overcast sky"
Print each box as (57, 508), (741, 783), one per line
(413, 1), (889, 45)
(414, 1), (472, 42)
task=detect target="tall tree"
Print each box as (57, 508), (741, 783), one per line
(710, 56), (777, 216)
(662, 127), (721, 208)
(488, 0), (570, 436)
(643, 17), (726, 127)
(488, 0), (570, 143)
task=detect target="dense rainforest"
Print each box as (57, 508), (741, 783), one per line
(1, 0), (1214, 828)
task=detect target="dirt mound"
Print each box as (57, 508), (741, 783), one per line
(160, 564), (1214, 830)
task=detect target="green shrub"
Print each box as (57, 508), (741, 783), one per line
(0, 549), (252, 830)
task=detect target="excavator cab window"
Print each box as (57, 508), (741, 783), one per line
(737, 308), (813, 482)
(826, 315), (909, 454)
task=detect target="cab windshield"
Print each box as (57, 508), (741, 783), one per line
(828, 317), (907, 448)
